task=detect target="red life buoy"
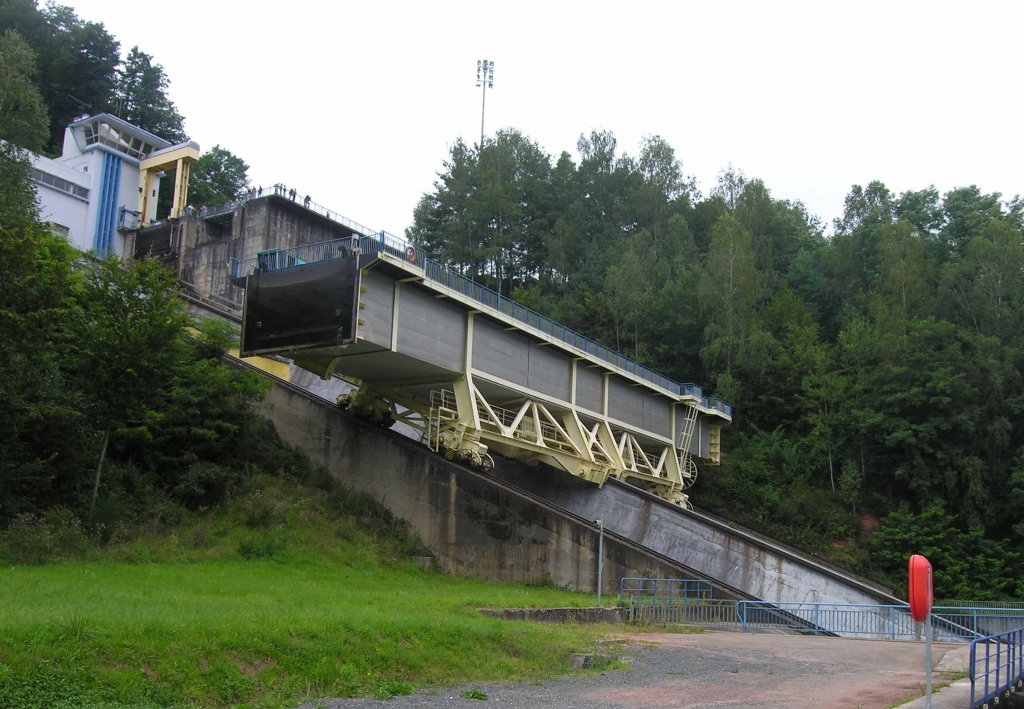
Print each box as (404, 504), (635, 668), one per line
(908, 554), (933, 622)
(405, 246), (417, 263)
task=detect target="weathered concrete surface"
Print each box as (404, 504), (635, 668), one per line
(276, 353), (897, 607)
(263, 377), (716, 594)
(257, 366), (898, 605)
(479, 608), (626, 623)
(487, 463), (899, 606)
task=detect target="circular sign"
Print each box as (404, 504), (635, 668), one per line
(405, 246), (417, 263)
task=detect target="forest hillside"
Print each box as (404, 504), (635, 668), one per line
(408, 130), (1024, 600)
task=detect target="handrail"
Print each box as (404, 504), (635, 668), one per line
(619, 578), (714, 607)
(200, 184), (375, 237)
(230, 237), (357, 279)
(970, 627), (1024, 708)
(738, 601), (1024, 642)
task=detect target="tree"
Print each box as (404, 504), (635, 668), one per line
(699, 214), (768, 397)
(0, 29), (47, 231)
(874, 222), (932, 339)
(0, 145), (82, 524)
(112, 47), (186, 142)
(0, 2), (121, 153)
(74, 256), (190, 517)
(188, 146), (250, 208)
(0, 30), (48, 152)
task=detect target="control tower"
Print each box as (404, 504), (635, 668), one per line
(233, 230), (732, 508)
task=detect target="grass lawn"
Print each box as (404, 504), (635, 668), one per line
(0, 481), (608, 709)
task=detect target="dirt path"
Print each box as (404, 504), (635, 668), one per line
(304, 630), (959, 709)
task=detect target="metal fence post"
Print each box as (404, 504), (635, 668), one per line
(814, 605), (819, 636)
(891, 606), (896, 640)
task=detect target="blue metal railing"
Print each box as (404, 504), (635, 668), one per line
(971, 627), (1024, 708)
(229, 231), (733, 415)
(619, 578), (714, 607)
(117, 207), (140, 231)
(738, 601), (1024, 642)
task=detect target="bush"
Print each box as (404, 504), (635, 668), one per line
(173, 462), (237, 509)
(238, 489), (281, 529)
(238, 531), (283, 560)
(0, 509), (89, 565)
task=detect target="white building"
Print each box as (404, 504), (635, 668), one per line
(29, 113), (199, 257)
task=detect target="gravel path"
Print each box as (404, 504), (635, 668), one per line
(298, 631), (958, 709)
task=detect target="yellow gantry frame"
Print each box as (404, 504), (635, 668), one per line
(138, 144), (200, 225)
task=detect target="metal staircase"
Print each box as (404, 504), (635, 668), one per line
(677, 404), (700, 490)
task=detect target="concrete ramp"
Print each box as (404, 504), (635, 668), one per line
(486, 463), (898, 606)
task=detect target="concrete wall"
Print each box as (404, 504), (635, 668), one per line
(255, 369), (899, 608)
(176, 196), (360, 308)
(486, 463), (899, 606)
(261, 377), (721, 596)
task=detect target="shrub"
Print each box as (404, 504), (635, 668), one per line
(0, 509), (89, 565)
(173, 462), (236, 509)
(238, 531), (282, 560)
(238, 489), (281, 529)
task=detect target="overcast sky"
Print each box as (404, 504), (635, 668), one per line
(68, 0), (1023, 237)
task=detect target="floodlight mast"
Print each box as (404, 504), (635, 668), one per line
(476, 59), (494, 148)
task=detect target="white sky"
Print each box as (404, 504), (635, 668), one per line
(68, 0), (1024, 236)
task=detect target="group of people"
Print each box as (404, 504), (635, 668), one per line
(182, 184), (316, 219)
(275, 184), (312, 208)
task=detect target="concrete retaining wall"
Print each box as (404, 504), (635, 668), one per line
(486, 464), (898, 606)
(260, 372), (898, 606)
(263, 379), (708, 595)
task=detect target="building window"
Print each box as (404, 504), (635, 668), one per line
(82, 120), (155, 160)
(48, 222), (70, 237)
(30, 167), (90, 200)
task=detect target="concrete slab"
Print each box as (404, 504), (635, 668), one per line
(934, 644), (970, 674)
(899, 679), (971, 709)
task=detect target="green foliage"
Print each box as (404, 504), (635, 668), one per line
(237, 530), (283, 560)
(0, 3), (189, 152)
(111, 46), (186, 142)
(0, 29), (48, 152)
(187, 145), (250, 208)
(0, 509), (88, 564)
(0, 478), (607, 708)
(462, 688), (489, 700)
(838, 459), (861, 511)
(866, 505), (1019, 600)
(0, 1), (120, 153)
(411, 130), (1024, 597)
(0, 154), (288, 532)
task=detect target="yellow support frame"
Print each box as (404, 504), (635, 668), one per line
(138, 144), (200, 225)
